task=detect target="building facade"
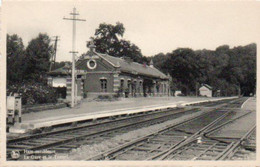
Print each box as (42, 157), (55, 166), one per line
(47, 63), (71, 88)
(199, 84), (212, 97)
(75, 46), (170, 99)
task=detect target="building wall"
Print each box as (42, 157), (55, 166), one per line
(48, 77), (67, 87)
(199, 86), (212, 97)
(118, 74), (144, 97)
(83, 73), (115, 99)
(66, 78), (84, 102)
(76, 54), (170, 99)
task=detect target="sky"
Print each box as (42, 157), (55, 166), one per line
(3, 1), (260, 62)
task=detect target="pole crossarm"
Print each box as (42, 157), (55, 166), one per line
(70, 12), (79, 15)
(63, 17), (86, 21)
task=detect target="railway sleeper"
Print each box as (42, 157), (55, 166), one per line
(51, 135), (75, 140)
(149, 138), (180, 143)
(40, 137), (64, 141)
(235, 149), (254, 155)
(156, 135), (188, 139)
(19, 142), (39, 146)
(243, 145), (256, 151)
(8, 145), (31, 149)
(204, 151), (222, 156)
(132, 146), (161, 152)
(58, 144), (79, 148)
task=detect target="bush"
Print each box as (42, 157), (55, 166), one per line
(7, 82), (59, 105)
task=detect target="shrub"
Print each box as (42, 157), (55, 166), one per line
(7, 82), (59, 105)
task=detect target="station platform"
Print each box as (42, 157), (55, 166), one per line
(9, 96), (238, 133)
(241, 97), (256, 110)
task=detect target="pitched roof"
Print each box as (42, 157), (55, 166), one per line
(49, 51), (169, 80)
(201, 84), (212, 90)
(48, 63), (71, 75)
(95, 52), (168, 79)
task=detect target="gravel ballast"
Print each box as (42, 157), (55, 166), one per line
(55, 108), (212, 160)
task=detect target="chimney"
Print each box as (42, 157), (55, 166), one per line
(87, 41), (96, 52)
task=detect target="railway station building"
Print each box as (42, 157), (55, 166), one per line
(48, 45), (171, 100)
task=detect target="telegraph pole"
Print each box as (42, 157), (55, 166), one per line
(63, 7), (86, 107)
(195, 82), (198, 97)
(49, 36), (60, 71)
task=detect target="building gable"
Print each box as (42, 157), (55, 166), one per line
(76, 54), (116, 72)
(199, 86), (211, 91)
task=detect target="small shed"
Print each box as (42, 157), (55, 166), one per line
(48, 63), (84, 101)
(47, 63), (71, 87)
(175, 90), (182, 96)
(199, 84), (212, 97)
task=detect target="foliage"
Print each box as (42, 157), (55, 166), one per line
(7, 33), (58, 104)
(52, 61), (72, 70)
(25, 33), (54, 80)
(7, 33), (54, 83)
(151, 44), (256, 96)
(7, 81), (59, 105)
(7, 34), (27, 83)
(87, 22), (148, 63)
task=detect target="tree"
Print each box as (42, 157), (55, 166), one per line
(150, 53), (169, 74)
(89, 22), (145, 63)
(7, 34), (26, 83)
(165, 48), (201, 95)
(25, 33), (54, 80)
(94, 22), (124, 52)
(151, 43), (256, 96)
(53, 61), (72, 70)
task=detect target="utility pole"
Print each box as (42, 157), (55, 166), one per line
(195, 82), (198, 97)
(238, 83), (241, 97)
(49, 36), (60, 71)
(63, 7), (86, 108)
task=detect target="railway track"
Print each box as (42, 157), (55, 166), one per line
(87, 110), (250, 160)
(190, 98), (238, 107)
(221, 125), (256, 160)
(85, 97), (254, 160)
(227, 127), (256, 160)
(7, 107), (202, 159)
(7, 97), (251, 160)
(222, 97), (249, 109)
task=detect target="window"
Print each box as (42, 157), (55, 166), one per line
(139, 81), (143, 93)
(87, 59), (97, 69)
(127, 80), (131, 89)
(120, 79), (124, 88)
(133, 81), (137, 91)
(100, 79), (107, 92)
(139, 81), (143, 87)
(89, 60), (95, 67)
(156, 82), (160, 93)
